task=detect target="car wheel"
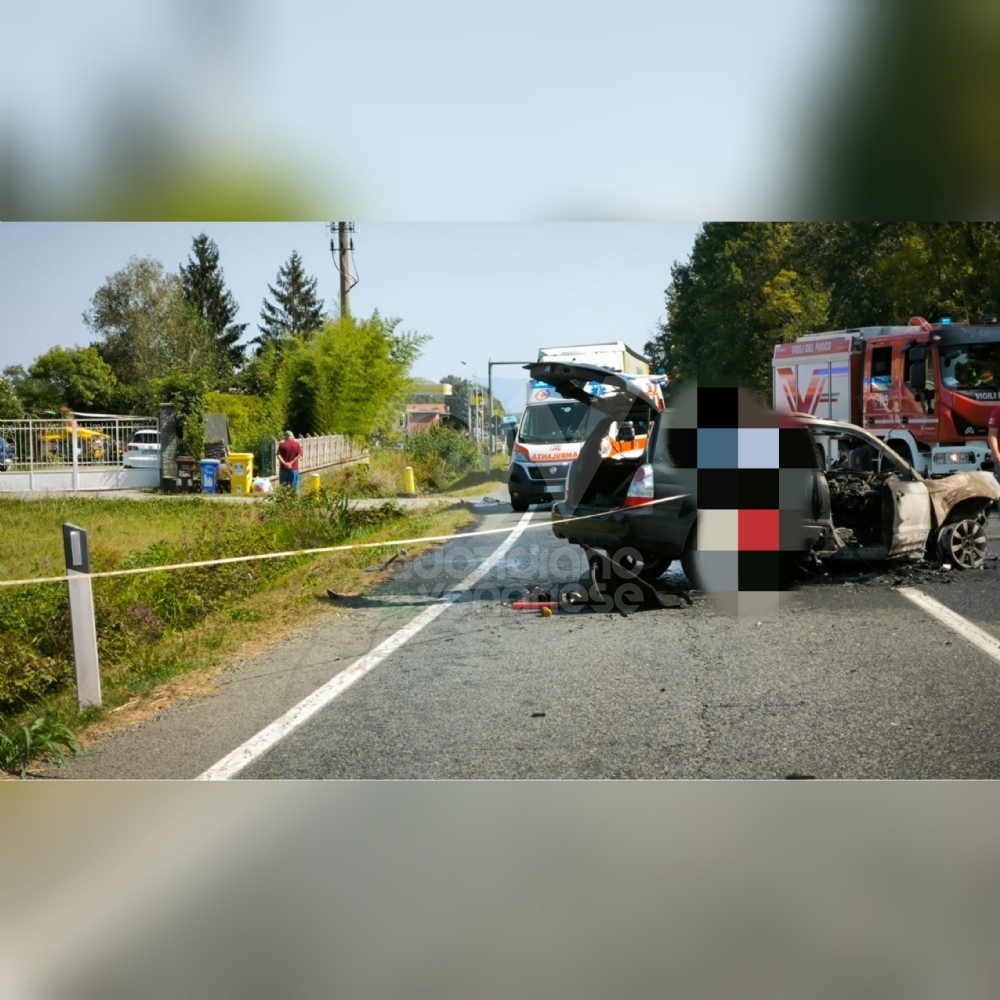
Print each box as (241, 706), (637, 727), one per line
(937, 519), (987, 570)
(510, 496), (529, 512)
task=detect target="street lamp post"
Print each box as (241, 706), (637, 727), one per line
(461, 360), (486, 470)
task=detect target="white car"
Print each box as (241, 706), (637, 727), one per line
(123, 430), (160, 469)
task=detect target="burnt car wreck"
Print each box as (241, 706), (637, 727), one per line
(806, 417), (1000, 571)
(527, 360), (1000, 604)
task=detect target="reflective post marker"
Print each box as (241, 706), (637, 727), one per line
(63, 523), (101, 708)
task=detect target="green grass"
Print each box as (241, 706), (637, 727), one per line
(436, 468), (508, 496)
(0, 491), (476, 755)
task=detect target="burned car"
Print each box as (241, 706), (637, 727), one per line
(533, 361), (1000, 595)
(803, 416), (1000, 570)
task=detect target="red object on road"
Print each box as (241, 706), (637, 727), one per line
(510, 601), (559, 610)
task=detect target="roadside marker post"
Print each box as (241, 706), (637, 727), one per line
(62, 523), (101, 709)
(401, 466), (417, 497)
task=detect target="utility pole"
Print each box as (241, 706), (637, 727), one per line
(338, 222), (351, 318)
(328, 223), (358, 318)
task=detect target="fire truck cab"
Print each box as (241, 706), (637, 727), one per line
(773, 317), (1000, 477)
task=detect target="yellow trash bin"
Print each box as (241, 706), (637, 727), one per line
(229, 452), (254, 496)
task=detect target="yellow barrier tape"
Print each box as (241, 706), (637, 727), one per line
(0, 494), (687, 589)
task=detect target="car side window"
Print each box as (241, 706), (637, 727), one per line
(665, 427), (697, 468)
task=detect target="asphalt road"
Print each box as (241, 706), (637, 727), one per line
(58, 491), (1000, 780)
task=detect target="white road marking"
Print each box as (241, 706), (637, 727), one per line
(196, 511), (534, 780)
(897, 586), (1000, 664)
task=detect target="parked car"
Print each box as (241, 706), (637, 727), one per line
(534, 362), (1000, 595)
(0, 438), (14, 472)
(123, 429), (160, 469)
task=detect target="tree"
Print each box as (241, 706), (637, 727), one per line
(440, 374), (474, 428)
(646, 223), (829, 393)
(179, 233), (247, 377)
(276, 312), (428, 437)
(25, 346), (118, 413)
(83, 256), (216, 398)
(0, 375), (23, 419)
(645, 222), (1000, 397)
(257, 251), (325, 346)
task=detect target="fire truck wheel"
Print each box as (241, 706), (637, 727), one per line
(937, 519), (987, 570)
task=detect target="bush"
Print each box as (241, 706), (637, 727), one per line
(405, 425), (480, 488)
(0, 493), (404, 720)
(203, 391), (283, 453)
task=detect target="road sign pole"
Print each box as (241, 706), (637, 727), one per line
(63, 523), (101, 709)
(486, 360), (493, 473)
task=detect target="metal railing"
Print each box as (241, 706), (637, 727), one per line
(0, 417), (158, 472)
(265, 434), (369, 477)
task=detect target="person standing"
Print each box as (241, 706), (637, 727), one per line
(277, 430), (303, 493)
(988, 408), (1000, 515)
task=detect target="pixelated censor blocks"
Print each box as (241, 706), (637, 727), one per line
(672, 385), (814, 615)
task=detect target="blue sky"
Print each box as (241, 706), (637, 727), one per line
(0, 222), (701, 413)
(1, 2), (860, 219)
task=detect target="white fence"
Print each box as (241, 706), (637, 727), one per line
(267, 434), (369, 476)
(0, 417), (159, 492)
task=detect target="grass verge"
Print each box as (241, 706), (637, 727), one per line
(0, 493), (476, 768)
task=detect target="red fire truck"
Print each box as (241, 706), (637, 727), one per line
(772, 316), (1000, 476)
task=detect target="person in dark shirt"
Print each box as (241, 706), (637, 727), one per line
(277, 431), (303, 493)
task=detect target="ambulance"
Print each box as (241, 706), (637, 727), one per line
(508, 342), (667, 511)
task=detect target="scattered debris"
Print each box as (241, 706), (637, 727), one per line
(541, 607), (553, 617)
(531, 711), (546, 718)
(382, 550), (406, 570)
(363, 550), (407, 573)
(785, 772), (817, 780)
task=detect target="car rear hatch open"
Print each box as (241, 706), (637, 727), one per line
(526, 362), (664, 518)
(524, 361), (662, 415)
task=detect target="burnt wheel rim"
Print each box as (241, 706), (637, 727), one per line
(940, 520), (987, 570)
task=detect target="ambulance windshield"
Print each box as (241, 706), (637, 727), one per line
(518, 401), (595, 444)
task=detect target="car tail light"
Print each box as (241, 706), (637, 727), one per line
(624, 463), (655, 507)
